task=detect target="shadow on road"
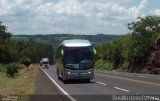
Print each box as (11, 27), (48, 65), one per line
(58, 78), (95, 84)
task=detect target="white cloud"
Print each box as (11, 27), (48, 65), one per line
(138, 0), (148, 10)
(0, 0), (14, 16)
(0, 0), (158, 35)
(151, 9), (160, 16)
(128, 0), (148, 19)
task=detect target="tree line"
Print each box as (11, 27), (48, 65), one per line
(0, 21), (54, 76)
(95, 15), (160, 73)
(14, 33), (120, 48)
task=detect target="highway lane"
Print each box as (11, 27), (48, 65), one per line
(96, 70), (160, 83)
(95, 70), (160, 95)
(42, 66), (160, 101)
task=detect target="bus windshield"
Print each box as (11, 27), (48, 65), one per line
(64, 47), (93, 69)
(43, 62), (49, 64)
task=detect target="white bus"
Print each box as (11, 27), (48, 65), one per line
(55, 39), (96, 82)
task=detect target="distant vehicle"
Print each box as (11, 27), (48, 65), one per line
(41, 58), (49, 69)
(55, 39), (96, 82)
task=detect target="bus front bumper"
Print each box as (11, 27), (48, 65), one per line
(63, 69), (94, 80)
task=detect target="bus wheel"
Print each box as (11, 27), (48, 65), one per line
(58, 75), (60, 79)
(57, 70), (60, 79)
(62, 73), (67, 84)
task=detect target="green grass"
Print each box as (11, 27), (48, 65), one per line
(0, 64), (38, 95)
(95, 59), (113, 70)
(95, 60), (149, 74)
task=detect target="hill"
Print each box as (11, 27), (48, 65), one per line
(12, 34), (121, 48)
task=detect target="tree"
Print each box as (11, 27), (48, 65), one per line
(127, 15), (160, 72)
(0, 22), (14, 63)
(95, 15), (160, 72)
(0, 21), (12, 43)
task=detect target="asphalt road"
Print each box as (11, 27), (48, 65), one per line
(41, 66), (160, 101)
(30, 67), (70, 101)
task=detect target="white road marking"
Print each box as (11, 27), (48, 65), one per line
(114, 87), (130, 92)
(41, 68), (77, 101)
(96, 82), (107, 85)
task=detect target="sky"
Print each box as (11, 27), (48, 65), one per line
(0, 0), (160, 35)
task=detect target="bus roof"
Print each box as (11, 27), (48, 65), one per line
(61, 39), (92, 47)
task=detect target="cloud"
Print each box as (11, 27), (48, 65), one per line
(0, 0), (14, 16)
(127, 0), (148, 19)
(0, 0), (158, 35)
(151, 9), (160, 16)
(139, 0), (148, 10)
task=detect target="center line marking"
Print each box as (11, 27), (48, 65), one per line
(95, 73), (160, 86)
(96, 82), (107, 85)
(114, 87), (130, 92)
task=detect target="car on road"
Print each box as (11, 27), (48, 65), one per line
(41, 58), (50, 69)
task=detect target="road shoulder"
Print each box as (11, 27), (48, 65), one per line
(30, 67), (65, 101)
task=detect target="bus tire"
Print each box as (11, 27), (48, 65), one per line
(57, 70), (60, 79)
(62, 73), (67, 84)
(57, 75), (60, 79)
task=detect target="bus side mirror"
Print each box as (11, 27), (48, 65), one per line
(93, 48), (96, 55)
(61, 49), (64, 57)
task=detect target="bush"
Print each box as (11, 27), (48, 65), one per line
(6, 63), (18, 77)
(0, 64), (7, 73)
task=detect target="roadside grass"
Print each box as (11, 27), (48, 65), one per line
(95, 60), (149, 74)
(95, 59), (113, 70)
(0, 64), (38, 100)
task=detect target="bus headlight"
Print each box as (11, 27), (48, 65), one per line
(68, 72), (71, 75)
(88, 71), (91, 74)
